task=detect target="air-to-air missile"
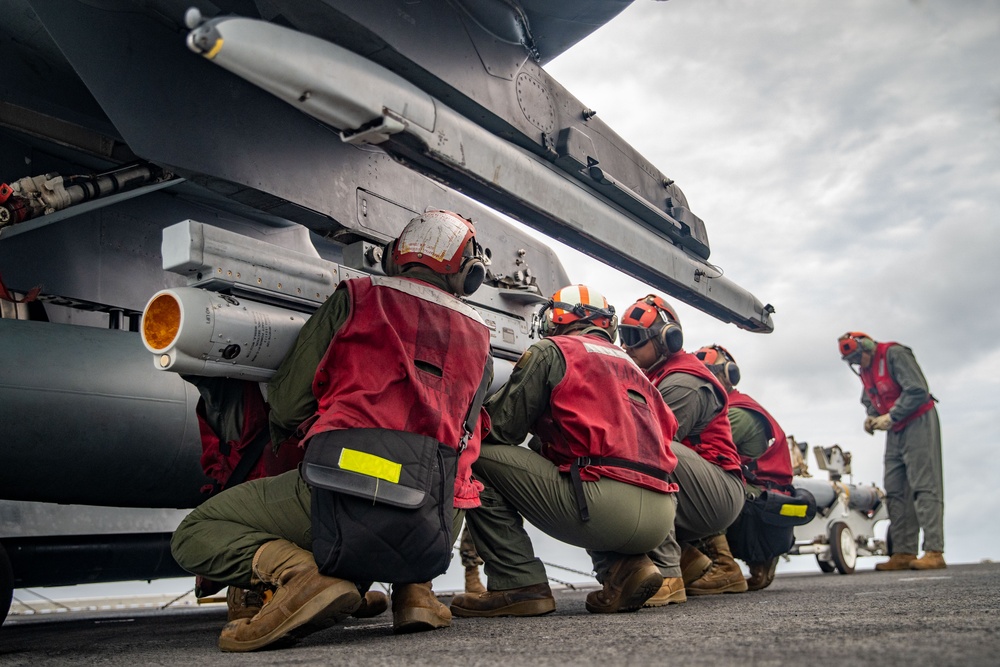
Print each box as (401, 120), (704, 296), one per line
(182, 10), (773, 334)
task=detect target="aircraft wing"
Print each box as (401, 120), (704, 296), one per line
(1, 0), (773, 332)
(457, 0), (637, 64)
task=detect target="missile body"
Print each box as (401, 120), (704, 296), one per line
(794, 477), (884, 513)
(185, 15), (774, 333)
(142, 287), (307, 382)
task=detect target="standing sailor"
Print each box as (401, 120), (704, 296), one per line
(838, 332), (944, 570)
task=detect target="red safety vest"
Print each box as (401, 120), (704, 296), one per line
(303, 276), (491, 508)
(534, 334), (678, 493)
(860, 342), (936, 433)
(728, 390), (793, 491)
(649, 351), (743, 478)
(196, 380), (304, 496)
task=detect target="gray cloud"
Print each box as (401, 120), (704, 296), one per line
(541, 0), (1000, 566)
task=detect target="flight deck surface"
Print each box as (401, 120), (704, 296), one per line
(2, 563), (996, 666)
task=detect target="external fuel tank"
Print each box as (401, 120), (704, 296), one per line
(0, 319), (207, 508)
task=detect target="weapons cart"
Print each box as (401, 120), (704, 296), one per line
(790, 444), (888, 574)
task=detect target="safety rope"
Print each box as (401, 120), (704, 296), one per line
(451, 544), (596, 590)
(15, 588), (72, 612)
(539, 559), (595, 578)
(161, 588), (196, 610)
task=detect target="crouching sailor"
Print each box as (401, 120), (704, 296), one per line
(171, 210), (492, 651)
(452, 285), (678, 617)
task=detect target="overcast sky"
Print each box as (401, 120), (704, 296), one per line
(522, 0), (1000, 570)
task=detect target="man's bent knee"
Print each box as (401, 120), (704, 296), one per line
(170, 512), (203, 573)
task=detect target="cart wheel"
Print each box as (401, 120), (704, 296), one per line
(816, 556), (836, 573)
(0, 542), (12, 624)
(830, 522), (857, 574)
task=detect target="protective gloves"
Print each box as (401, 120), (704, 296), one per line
(870, 413), (893, 431)
(863, 416), (876, 435)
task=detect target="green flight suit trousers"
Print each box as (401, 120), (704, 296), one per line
(466, 444), (676, 590)
(884, 407), (944, 554)
(171, 469), (466, 586)
(642, 442), (745, 578)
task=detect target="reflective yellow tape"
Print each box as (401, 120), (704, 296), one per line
(779, 504), (808, 518)
(338, 448), (401, 484)
(205, 38), (224, 60)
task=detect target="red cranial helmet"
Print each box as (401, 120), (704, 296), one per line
(382, 209), (486, 296)
(695, 344), (740, 386)
(838, 331), (874, 364)
(618, 294), (683, 354)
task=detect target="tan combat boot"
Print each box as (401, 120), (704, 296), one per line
(875, 552), (916, 571)
(465, 565), (486, 594)
(391, 582), (452, 633)
(686, 535), (748, 596)
(226, 584), (274, 622)
(746, 558), (779, 591)
(351, 590), (389, 618)
(910, 551), (946, 570)
(585, 554), (663, 614)
(217, 539), (361, 652)
(452, 582), (556, 618)
(680, 545), (712, 586)
(643, 576), (686, 607)
(295, 588), (388, 636)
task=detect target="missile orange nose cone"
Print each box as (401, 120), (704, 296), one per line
(142, 293), (181, 351)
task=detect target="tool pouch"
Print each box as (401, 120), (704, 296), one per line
(302, 428), (456, 584)
(728, 487), (817, 562)
(756, 487), (817, 528)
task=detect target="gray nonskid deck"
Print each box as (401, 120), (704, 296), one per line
(2, 563), (997, 666)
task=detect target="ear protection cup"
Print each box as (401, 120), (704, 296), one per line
(446, 256), (486, 296)
(381, 239), (400, 277)
(606, 314), (619, 342)
(658, 321), (684, 354)
(535, 301), (553, 337)
(724, 360), (741, 386)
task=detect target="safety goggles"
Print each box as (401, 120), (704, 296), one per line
(842, 349), (863, 365)
(618, 324), (657, 349)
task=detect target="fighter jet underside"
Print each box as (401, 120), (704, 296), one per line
(0, 0), (773, 621)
